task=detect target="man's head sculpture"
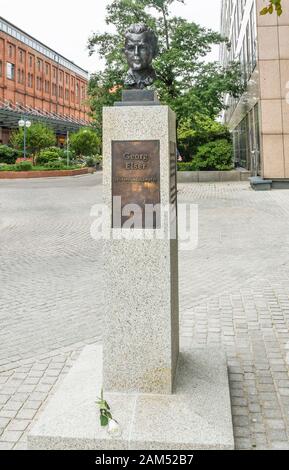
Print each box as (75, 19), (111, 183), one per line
(124, 23), (158, 89)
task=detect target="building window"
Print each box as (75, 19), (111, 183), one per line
(6, 62), (15, 80)
(45, 63), (49, 75)
(53, 67), (56, 79)
(65, 89), (69, 100)
(0, 61), (2, 77)
(37, 59), (42, 72)
(19, 50), (24, 63)
(8, 44), (13, 58)
(28, 73), (34, 88)
(29, 55), (33, 67)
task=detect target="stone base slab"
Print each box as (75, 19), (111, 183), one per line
(28, 345), (234, 450)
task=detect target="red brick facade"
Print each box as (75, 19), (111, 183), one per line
(0, 21), (90, 123)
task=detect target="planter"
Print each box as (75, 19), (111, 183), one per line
(0, 167), (95, 179)
(177, 170), (250, 183)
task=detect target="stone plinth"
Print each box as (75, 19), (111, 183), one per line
(102, 105), (179, 395)
(28, 344), (234, 450)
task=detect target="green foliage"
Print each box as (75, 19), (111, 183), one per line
(261, 0), (282, 16)
(84, 155), (103, 167)
(96, 389), (112, 428)
(70, 128), (101, 157)
(14, 161), (33, 171)
(0, 145), (19, 164)
(87, 0), (242, 138)
(44, 161), (66, 170)
(192, 139), (233, 171)
(178, 114), (230, 160)
(0, 164), (12, 171)
(36, 147), (63, 165)
(177, 161), (196, 171)
(10, 123), (56, 157)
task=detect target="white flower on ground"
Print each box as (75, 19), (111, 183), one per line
(107, 419), (122, 437)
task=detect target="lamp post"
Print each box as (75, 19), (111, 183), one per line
(18, 118), (31, 160)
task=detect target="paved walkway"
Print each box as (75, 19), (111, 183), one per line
(0, 174), (289, 449)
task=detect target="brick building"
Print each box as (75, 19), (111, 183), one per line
(0, 16), (91, 144)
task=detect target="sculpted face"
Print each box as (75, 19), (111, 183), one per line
(125, 32), (154, 71)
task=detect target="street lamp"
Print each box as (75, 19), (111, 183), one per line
(18, 118), (31, 160)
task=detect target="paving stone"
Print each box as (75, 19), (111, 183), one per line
(6, 420), (30, 432)
(0, 430), (23, 442)
(0, 442), (14, 450)
(16, 409), (37, 420)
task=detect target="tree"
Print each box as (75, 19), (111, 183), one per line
(10, 123), (56, 161)
(88, 0), (243, 138)
(70, 128), (101, 157)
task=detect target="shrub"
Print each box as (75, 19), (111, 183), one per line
(44, 161), (65, 170)
(0, 145), (19, 164)
(85, 157), (96, 168)
(37, 148), (62, 165)
(0, 164), (12, 171)
(70, 128), (101, 157)
(177, 115), (231, 161)
(177, 162), (196, 172)
(62, 149), (76, 162)
(14, 161), (33, 171)
(192, 139), (233, 171)
(84, 155), (102, 167)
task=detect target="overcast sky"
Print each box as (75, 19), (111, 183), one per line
(1, 0), (221, 73)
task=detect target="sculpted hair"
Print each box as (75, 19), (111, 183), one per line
(125, 23), (159, 58)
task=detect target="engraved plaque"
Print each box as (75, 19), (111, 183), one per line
(112, 140), (160, 229)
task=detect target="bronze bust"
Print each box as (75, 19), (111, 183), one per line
(124, 23), (158, 89)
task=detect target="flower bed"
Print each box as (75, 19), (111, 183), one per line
(0, 167), (95, 179)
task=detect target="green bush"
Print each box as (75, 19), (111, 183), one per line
(62, 149), (76, 162)
(84, 155), (102, 168)
(44, 161), (65, 170)
(70, 128), (101, 157)
(177, 115), (231, 161)
(36, 148), (62, 165)
(0, 164), (12, 171)
(14, 161), (33, 171)
(0, 145), (19, 164)
(177, 162), (196, 172)
(192, 139), (233, 171)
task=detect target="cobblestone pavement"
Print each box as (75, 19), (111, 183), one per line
(1, 175), (289, 450)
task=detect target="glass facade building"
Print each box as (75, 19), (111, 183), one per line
(220, 0), (289, 181)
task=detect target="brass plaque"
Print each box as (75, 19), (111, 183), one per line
(112, 140), (160, 229)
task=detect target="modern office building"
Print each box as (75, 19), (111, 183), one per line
(220, 0), (289, 187)
(0, 16), (91, 145)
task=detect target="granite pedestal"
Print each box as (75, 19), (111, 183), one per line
(102, 104), (179, 394)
